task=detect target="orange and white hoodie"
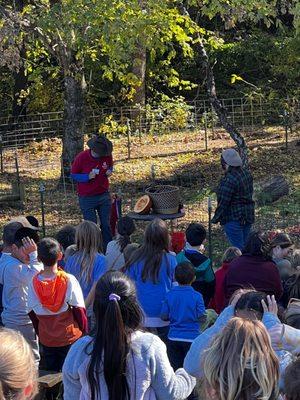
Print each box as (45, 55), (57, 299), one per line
(28, 270), (88, 347)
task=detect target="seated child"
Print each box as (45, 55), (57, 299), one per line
(28, 237), (88, 372)
(283, 358), (300, 400)
(0, 227), (42, 365)
(176, 223), (215, 305)
(161, 262), (206, 370)
(0, 328), (38, 399)
(56, 224), (76, 268)
(209, 246), (242, 314)
(106, 216), (136, 270)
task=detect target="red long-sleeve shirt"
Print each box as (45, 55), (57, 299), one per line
(71, 149), (113, 197)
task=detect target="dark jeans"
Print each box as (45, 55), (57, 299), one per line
(167, 340), (198, 400)
(224, 221), (252, 250)
(79, 192), (112, 250)
(43, 344), (71, 372)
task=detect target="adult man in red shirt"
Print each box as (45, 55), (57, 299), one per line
(71, 135), (113, 250)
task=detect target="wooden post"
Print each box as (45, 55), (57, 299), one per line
(204, 113), (208, 151)
(0, 134), (3, 173)
(208, 197), (213, 264)
(126, 118), (131, 160)
(284, 110), (289, 150)
(39, 183), (46, 237)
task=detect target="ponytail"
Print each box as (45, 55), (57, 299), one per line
(116, 217), (136, 254)
(117, 234), (131, 253)
(87, 271), (142, 400)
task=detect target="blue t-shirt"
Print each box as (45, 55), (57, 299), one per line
(64, 252), (106, 299)
(161, 286), (206, 341)
(126, 253), (177, 326)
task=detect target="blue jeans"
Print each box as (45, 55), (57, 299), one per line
(79, 192), (112, 250)
(224, 221), (252, 250)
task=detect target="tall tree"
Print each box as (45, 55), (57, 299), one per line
(1, 0), (196, 176)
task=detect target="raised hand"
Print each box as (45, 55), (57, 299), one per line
(261, 295), (278, 316)
(22, 237), (37, 255)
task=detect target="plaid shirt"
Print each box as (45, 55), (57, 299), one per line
(212, 167), (255, 225)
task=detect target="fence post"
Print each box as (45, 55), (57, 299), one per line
(39, 183), (46, 237)
(284, 110), (289, 150)
(204, 113), (208, 151)
(151, 164), (156, 183)
(208, 197), (213, 264)
(0, 135), (3, 173)
(126, 118), (131, 160)
(15, 152), (20, 188)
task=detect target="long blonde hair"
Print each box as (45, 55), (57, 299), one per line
(75, 221), (102, 284)
(203, 318), (279, 400)
(0, 328), (37, 400)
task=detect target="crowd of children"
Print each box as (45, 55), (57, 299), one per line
(0, 214), (299, 400)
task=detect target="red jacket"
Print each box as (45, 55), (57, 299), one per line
(224, 254), (283, 303)
(71, 150), (113, 197)
(209, 262), (230, 314)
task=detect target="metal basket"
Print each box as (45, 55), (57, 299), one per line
(145, 185), (180, 215)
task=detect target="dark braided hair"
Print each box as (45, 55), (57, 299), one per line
(116, 217), (136, 253)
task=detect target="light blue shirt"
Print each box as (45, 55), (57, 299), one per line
(65, 252), (106, 299)
(183, 305), (292, 389)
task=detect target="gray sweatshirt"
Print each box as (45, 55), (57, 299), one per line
(63, 330), (196, 400)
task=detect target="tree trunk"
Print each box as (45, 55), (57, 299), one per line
(256, 175), (290, 205)
(132, 42), (146, 107)
(61, 74), (85, 180)
(12, 43), (28, 117)
(197, 37), (249, 166)
(12, 0), (27, 117)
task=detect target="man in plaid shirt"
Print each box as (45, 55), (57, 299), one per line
(212, 149), (255, 249)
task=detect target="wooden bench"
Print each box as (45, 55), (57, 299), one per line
(34, 370), (63, 400)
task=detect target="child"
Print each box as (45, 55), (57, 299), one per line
(56, 224), (76, 268)
(28, 237), (87, 372)
(124, 218), (177, 341)
(270, 233), (294, 282)
(283, 358), (300, 400)
(209, 247), (242, 314)
(105, 216), (136, 270)
(0, 227), (42, 365)
(161, 262), (205, 400)
(0, 328), (38, 399)
(63, 271), (196, 400)
(177, 223), (215, 306)
(64, 221), (106, 310)
(203, 318), (279, 400)
(0, 221), (23, 325)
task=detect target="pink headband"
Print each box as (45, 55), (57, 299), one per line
(109, 293), (121, 302)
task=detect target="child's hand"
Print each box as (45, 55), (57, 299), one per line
(261, 295), (278, 316)
(22, 237), (37, 255)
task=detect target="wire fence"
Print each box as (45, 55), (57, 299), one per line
(0, 96), (299, 264)
(0, 96), (299, 153)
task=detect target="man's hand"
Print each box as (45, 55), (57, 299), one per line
(22, 237), (37, 255)
(106, 169), (112, 177)
(89, 171), (96, 180)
